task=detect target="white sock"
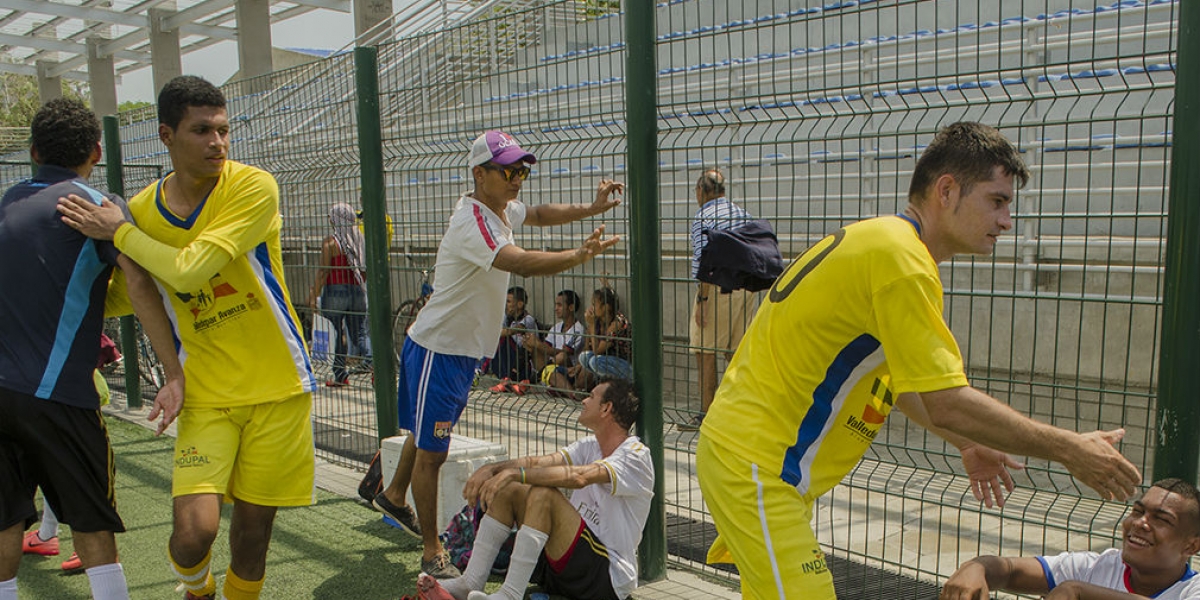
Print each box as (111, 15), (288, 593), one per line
(0, 577), (16, 600)
(441, 515), (511, 600)
(85, 563), (130, 600)
(39, 503), (60, 540)
(491, 525), (549, 600)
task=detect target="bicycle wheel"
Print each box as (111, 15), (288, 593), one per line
(392, 300), (423, 358)
(137, 331), (165, 389)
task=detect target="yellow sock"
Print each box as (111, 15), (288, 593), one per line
(222, 568), (264, 600)
(169, 549), (215, 597)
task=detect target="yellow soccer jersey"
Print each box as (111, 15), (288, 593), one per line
(124, 160), (317, 407)
(701, 215), (968, 501)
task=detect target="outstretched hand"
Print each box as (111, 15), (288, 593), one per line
(148, 377), (184, 436)
(959, 444), (1023, 508)
(1063, 428), (1141, 501)
(589, 180), (624, 215)
(575, 224), (620, 263)
(57, 194), (128, 240)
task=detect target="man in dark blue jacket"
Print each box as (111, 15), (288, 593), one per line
(0, 99), (182, 600)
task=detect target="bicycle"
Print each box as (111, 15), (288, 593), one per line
(102, 317), (166, 390)
(392, 268), (433, 358)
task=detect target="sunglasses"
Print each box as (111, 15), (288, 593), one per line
(481, 163), (531, 182)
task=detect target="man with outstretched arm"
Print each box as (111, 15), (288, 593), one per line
(696, 122), (1143, 600)
(57, 76), (318, 600)
(371, 130), (623, 577)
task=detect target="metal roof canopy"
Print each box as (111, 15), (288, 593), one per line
(0, 0), (351, 83)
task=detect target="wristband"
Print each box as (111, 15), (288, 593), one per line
(519, 467), (526, 484)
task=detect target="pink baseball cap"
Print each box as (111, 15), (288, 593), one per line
(468, 130), (538, 167)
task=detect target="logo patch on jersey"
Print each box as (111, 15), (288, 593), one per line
(801, 549), (828, 575)
(174, 273), (251, 331)
(175, 446), (211, 468)
(433, 421), (453, 439)
(861, 375), (895, 425)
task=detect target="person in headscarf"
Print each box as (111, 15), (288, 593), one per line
(308, 202), (370, 386)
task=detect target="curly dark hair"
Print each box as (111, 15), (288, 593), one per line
(158, 75), (226, 130)
(598, 378), (640, 431)
(30, 98), (101, 170)
(908, 122), (1030, 203)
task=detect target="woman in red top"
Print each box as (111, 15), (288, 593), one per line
(308, 203), (370, 386)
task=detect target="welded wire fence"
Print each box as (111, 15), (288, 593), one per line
(99, 0), (1182, 596)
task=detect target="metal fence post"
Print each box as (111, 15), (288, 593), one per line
(1154, 2), (1200, 483)
(103, 115), (142, 409)
(355, 46), (399, 443)
(625, 0), (666, 582)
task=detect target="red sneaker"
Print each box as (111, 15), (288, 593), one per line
(488, 378), (513, 393)
(511, 379), (530, 396)
(22, 531), (59, 556)
(61, 551), (82, 571)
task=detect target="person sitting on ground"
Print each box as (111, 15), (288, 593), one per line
(572, 287), (632, 387)
(418, 378), (652, 600)
(523, 289), (584, 396)
(489, 286), (538, 393)
(941, 478), (1200, 600)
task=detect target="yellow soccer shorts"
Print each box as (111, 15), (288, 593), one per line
(173, 392), (315, 506)
(697, 435), (835, 600)
(689, 289), (754, 354)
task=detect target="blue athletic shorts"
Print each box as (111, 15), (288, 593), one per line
(397, 338), (479, 452)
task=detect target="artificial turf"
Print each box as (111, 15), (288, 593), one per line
(16, 416), (429, 599)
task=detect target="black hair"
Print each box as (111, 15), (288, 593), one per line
(158, 75), (227, 130)
(598, 378), (640, 430)
(696, 168), (726, 198)
(1151, 478), (1200, 537)
(593, 287), (620, 314)
(30, 98), (101, 170)
(557, 289), (580, 312)
(908, 122), (1030, 203)
(507, 286), (527, 304)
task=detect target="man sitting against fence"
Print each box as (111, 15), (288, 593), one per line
(941, 478), (1200, 600)
(523, 289), (585, 396)
(417, 379), (653, 600)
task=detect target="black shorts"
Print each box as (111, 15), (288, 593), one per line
(532, 519), (620, 600)
(0, 387), (124, 533)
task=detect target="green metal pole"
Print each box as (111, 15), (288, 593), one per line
(1154, 4), (1200, 483)
(103, 115), (143, 409)
(625, 1), (665, 581)
(355, 46), (398, 443)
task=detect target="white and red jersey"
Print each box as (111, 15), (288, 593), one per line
(407, 193), (526, 359)
(1038, 548), (1200, 599)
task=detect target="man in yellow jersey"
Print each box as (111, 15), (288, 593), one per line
(696, 122), (1143, 600)
(57, 75), (318, 600)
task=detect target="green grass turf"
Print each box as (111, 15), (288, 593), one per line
(16, 416), (430, 599)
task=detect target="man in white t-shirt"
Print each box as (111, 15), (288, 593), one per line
(418, 379), (653, 600)
(372, 130), (624, 578)
(941, 478), (1200, 600)
(525, 289), (585, 395)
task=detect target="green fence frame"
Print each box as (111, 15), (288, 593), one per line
(97, 0), (1194, 595)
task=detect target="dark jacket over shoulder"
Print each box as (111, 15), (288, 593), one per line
(697, 219), (784, 293)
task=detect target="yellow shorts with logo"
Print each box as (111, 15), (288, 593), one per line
(697, 435), (835, 600)
(172, 392), (315, 507)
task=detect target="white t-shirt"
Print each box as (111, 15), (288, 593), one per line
(408, 194), (527, 358)
(560, 435), (654, 600)
(1038, 548), (1200, 599)
(546, 320), (585, 359)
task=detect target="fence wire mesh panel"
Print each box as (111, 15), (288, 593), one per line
(373, 0), (627, 466)
(653, 0), (1177, 595)
(93, 0), (1184, 594)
